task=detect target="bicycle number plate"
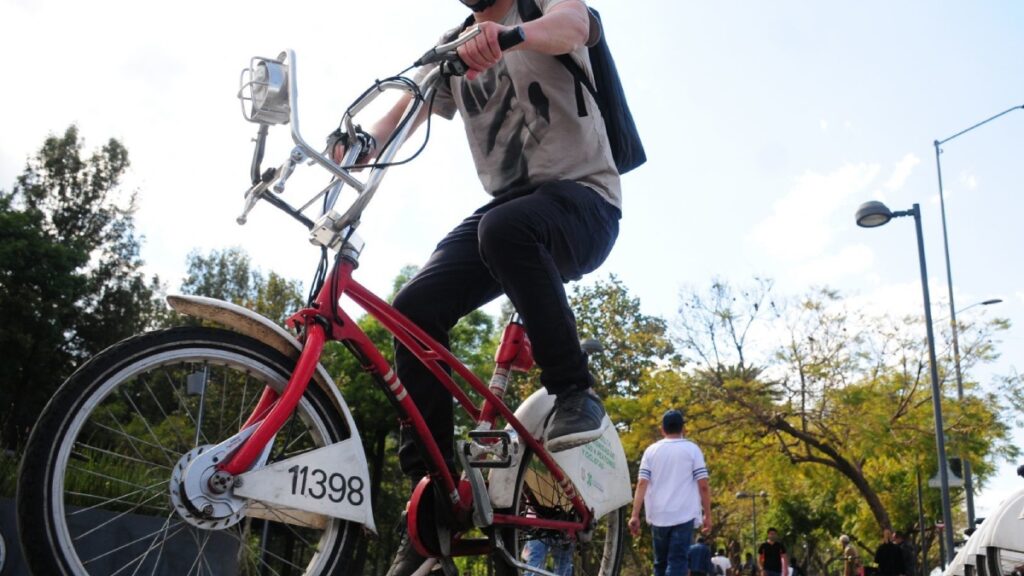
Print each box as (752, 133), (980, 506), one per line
(234, 438), (376, 533)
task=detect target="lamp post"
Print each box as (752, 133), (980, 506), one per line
(737, 490), (768, 558)
(855, 200), (956, 565)
(934, 104), (1023, 529)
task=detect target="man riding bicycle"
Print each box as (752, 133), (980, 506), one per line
(333, 0), (621, 572)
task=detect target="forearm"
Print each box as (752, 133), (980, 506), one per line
(630, 479), (648, 519)
(520, 0), (590, 55)
(698, 478), (712, 520)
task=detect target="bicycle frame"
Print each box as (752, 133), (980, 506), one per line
(217, 256), (594, 537)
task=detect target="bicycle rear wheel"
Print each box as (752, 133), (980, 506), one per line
(495, 448), (625, 575)
(17, 326), (360, 575)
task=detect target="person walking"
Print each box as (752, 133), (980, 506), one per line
(758, 529), (788, 576)
(628, 409), (713, 576)
(840, 534), (861, 576)
(743, 553), (758, 576)
(892, 531), (916, 576)
(690, 537), (714, 576)
(712, 547), (733, 576)
(874, 528), (905, 576)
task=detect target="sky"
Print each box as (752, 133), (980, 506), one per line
(1, 0), (1022, 527)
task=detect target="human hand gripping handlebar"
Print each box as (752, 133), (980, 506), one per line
(415, 25), (526, 76)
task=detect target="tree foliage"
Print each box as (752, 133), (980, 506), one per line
(0, 126), (162, 449)
(179, 247), (304, 325)
(671, 279), (1022, 571)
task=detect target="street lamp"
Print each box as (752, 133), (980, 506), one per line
(855, 200), (956, 565)
(935, 104), (1023, 529)
(737, 490), (768, 558)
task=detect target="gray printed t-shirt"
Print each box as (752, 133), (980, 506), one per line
(428, 0), (622, 209)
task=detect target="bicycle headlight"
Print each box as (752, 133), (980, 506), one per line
(239, 54), (291, 125)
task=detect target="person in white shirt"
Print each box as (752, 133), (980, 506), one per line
(628, 409), (713, 576)
(713, 548), (733, 576)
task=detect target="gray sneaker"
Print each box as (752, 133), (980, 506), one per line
(545, 388), (609, 452)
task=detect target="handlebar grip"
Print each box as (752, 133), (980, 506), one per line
(497, 26), (526, 51)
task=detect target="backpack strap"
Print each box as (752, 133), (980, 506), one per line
(517, 0), (596, 118)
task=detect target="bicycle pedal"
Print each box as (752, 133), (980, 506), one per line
(464, 430), (520, 469)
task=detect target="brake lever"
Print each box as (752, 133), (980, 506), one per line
(415, 27), (482, 67)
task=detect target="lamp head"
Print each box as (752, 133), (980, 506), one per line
(855, 201), (894, 228)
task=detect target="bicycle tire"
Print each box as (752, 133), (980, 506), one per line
(495, 447), (625, 576)
(17, 326), (361, 575)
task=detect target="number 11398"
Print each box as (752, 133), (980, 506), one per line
(287, 465), (364, 506)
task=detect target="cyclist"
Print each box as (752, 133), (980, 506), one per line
(333, 0), (620, 571)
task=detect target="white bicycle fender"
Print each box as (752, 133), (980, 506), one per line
(488, 389), (632, 520)
(165, 294), (376, 533)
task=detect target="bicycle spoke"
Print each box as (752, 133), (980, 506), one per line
(67, 478), (168, 516)
(100, 408), (156, 464)
(81, 517), (187, 566)
(141, 375), (192, 451)
(222, 525), (299, 575)
(164, 368), (209, 448)
(185, 529), (215, 576)
(280, 426), (314, 456)
(95, 416), (180, 461)
(74, 490), (166, 541)
(256, 504), (319, 549)
(120, 511), (179, 576)
(120, 390), (178, 467)
(74, 442), (172, 471)
(68, 463), (161, 493)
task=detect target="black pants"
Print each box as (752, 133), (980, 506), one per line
(392, 180), (620, 478)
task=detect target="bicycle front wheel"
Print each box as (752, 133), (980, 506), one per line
(17, 326), (361, 575)
(496, 448), (625, 576)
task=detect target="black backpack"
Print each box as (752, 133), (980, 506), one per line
(517, 0), (647, 174)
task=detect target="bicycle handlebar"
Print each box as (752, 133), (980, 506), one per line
(236, 24), (527, 250)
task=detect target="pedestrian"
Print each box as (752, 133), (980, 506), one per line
(690, 536), (714, 576)
(892, 531), (916, 576)
(758, 528), (788, 576)
(628, 409), (713, 576)
(874, 528), (905, 576)
(728, 540), (743, 576)
(743, 553), (759, 576)
(712, 547), (733, 576)
(789, 555), (805, 576)
(840, 534), (861, 576)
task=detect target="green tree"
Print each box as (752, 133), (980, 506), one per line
(178, 247), (304, 324)
(672, 280), (1022, 564)
(0, 126), (162, 449)
(572, 275), (678, 396)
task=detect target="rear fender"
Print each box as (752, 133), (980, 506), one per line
(487, 389), (632, 521)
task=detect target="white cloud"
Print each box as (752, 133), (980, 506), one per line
(788, 243), (875, 287)
(883, 153), (920, 192)
(748, 162), (881, 261)
(819, 119), (829, 132)
(959, 171), (978, 191)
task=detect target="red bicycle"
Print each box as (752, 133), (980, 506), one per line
(16, 29), (631, 576)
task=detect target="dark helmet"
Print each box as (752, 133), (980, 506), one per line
(460, 0), (498, 12)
